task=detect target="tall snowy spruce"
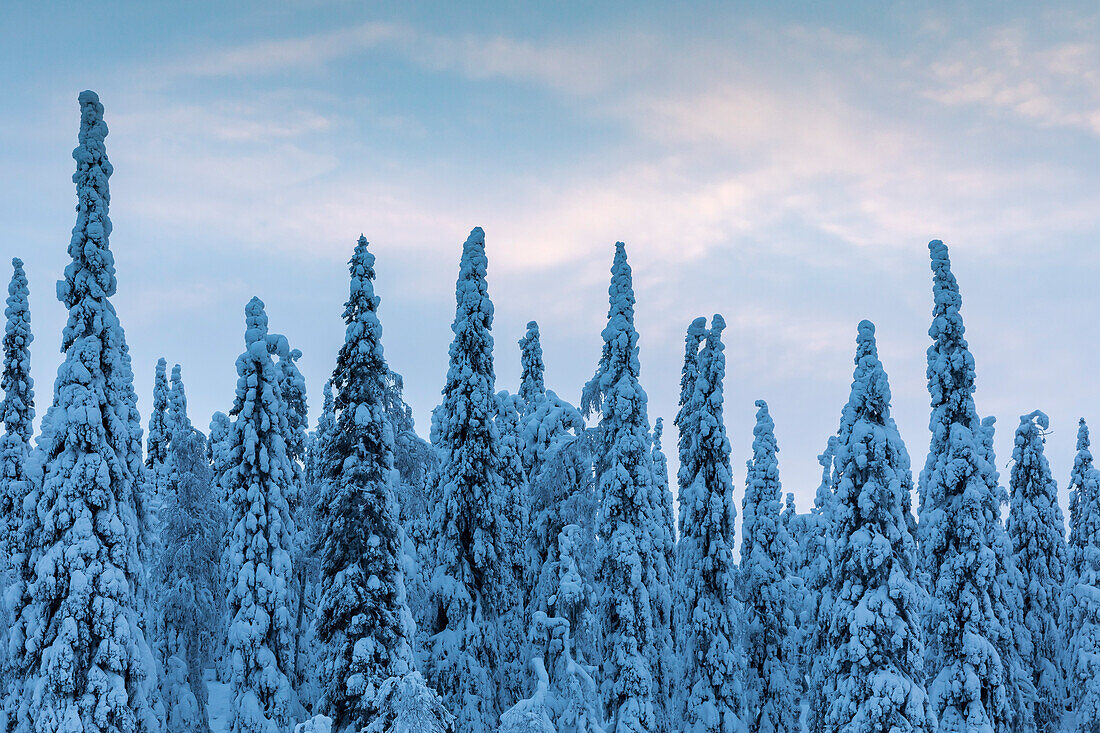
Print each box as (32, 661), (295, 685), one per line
(223, 298), (300, 733)
(580, 242), (668, 732)
(739, 400), (799, 732)
(816, 321), (933, 733)
(918, 240), (1027, 733)
(672, 315), (746, 733)
(158, 365), (225, 733)
(1068, 419), (1095, 591)
(1065, 420), (1100, 732)
(1, 259), (33, 571)
(1006, 411), (1067, 733)
(424, 228), (515, 732)
(518, 321), (546, 416)
(316, 236), (451, 733)
(4, 91), (159, 732)
(148, 358), (170, 470)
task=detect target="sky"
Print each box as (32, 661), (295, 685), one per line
(3, 1), (1100, 516)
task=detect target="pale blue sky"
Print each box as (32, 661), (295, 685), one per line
(4, 1), (1100, 511)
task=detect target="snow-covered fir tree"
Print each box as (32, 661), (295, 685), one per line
(148, 357), (170, 469)
(518, 320), (546, 417)
(4, 90), (159, 733)
(523, 392), (594, 656)
(223, 297), (301, 733)
(674, 316), (707, 486)
(0, 258), (33, 574)
(424, 227), (516, 732)
(672, 314), (746, 733)
(316, 235), (452, 733)
(1068, 419), (1094, 592)
(158, 368), (224, 733)
(1006, 411), (1067, 733)
(499, 525), (603, 733)
(209, 411), (232, 505)
(739, 400), (799, 733)
(816, 320), (933, 733)
(580, 241), (667, 732)
(495, 389), (532, 704)
(648, 415), (675, 726)
(918, 240), (1028, 733)
(803, 439), (837, 729)
(1065, 419), (1100, 733)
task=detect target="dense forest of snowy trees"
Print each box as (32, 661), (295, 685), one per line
(2, 91), (1098, 733)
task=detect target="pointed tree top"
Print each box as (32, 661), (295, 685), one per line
(518, 319), (545, 408)
(245, 296), (269, 347)
(850, 319), (890, 419)
(928, 239), (964, 343)
(61, 89), (116, 313)
(752, 399), (776, 451)
(1078, 418), (1090, 453)
(654, 416), (664, 450)
(608, 241), (636, 327)
(170, 363), (190, 435)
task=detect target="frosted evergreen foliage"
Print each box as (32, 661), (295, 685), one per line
(1, 258), (33, 566)
(518, 321), (546, 415)
(315, 235), (449, 733)
(1006, 411), (1067, 733)
(424, 228), (515, 732)
(495, 390), (532, 704)
(739, 400), (798, 733)
(580, 242), (665, 733)
(1066, 421), (1100, 732)
(499, 527), (603, 733)
(169, 364), (188, 435)
(672, 315), (746, 733)
(224, 297), (301, 733)
(159, 418), (225, 733)
(674, 316), (707, 492)
(209, 411), (231, 505)
(148, 357), (170, 468)
(5, 90), (158, 733)
(1068, 419), (1096, 586)
(918, 240), (1025, 733)
(817, 321), (933, 733)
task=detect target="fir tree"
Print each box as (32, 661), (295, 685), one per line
(580, 242), (666, 733)
(674, 316), (708, 490)
(1068, 419), (1094, 588)
(495, 390), (532, 705)
(673, 315), (746, 733)
(0, 258), (33, 569)
(158, 370), (224, 733)
(1006, 411), (1067, 733)
(5, 90), (159, 733)
(918, 240), (1027, 733)
(317, 236), (451, 733)
(223, 297), (300, 733)
(424, 227), (515, 732)
(817, 321), (933, 733)
(739, 400), (799, 732)
(518, 321), (546, 416)
(499, 526), (603, 733)
(1065, 420), (1100, 733)
(148, 357), (170, 469)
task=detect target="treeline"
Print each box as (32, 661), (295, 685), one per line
(0, 92), (1098, 733)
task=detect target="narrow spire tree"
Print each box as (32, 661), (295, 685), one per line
(581, 242), (666, 732)
(224, 297), (300, 733)
(1006, 411), (1067, 733)
(1, 258), (33, 569)
(673, 315), (746, 733)
(1065, 420), (1100, 732)
(818, 321), (933, 732)
(518, 320), (546, 416)
(148, 357), (170, 468)
(424, 227), (515, 732)
(1068, 419), (1094, 589)
(918, 240), (1026, 733)
(5, 90), (158, 732)
(739, 400), (798, 732)
(317, 236), (451, 733)
(158, 365), (224, 733)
